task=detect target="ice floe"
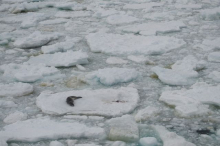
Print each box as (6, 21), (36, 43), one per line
(208, 52), (220, 62)
(3, 111), (27, 124)
(135, 106), (161, 122)
(118, 21), (186, 36)
(201, 38), (220, 51)
(55, 11), (91, 18)
(208, 71), (220, 82)
(0, 117), (105, 143)
(152, 125), (196, 146)
(123, 2), (164, 10)
(93, 8), (119, 18)
(28, 51), (89, 67)
(107, 115), (139, 142)
(139, 137), (159, 146)
(86, 32), (185, 55)
(106, 14), (138, 25)
(111, 141), (126, 146)
(80, 67), (139, 86)
(36, 87), (139, 117)
(106, 57), (128, 64)
(159, 82), (220, 117)
(200, 7), (220, 21)
(39, 18), (69, 25)
(152, 55), (205, 85)
(0, 100), (17, 108)
(13, 31), (61, 49)
(50, 141), (64, 146)
(0, 24), (15, 32)
(0, 82), (33, 97)
(0, 63), (63, 82)
(127, 55), (149, 63)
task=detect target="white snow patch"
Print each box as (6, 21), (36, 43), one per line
(86, 32), (185, 55)
(55, 11), (91, 18)
(106, 57), (128, 65)
(201, 38), (220, 51)
(107, 115), (139, 142)
(0, 100), (17, 108)
(208, 71), (220, 82)
(123, 2), (164, 10)
(135, 106), (161, 122)
(111, 141), (126, 146)
(200, 7), (220, 20)
(139, 137), (159, 146)
(3, 111), (27, 124)
(39, 18), (69, 25)
(93, 8), (119, 18)
(208, 52), (220, 62)
(0, 24), (15, 32)
(80, 67), (139, 86)
(152, 125), (196, 146)
(106, 15), (138, 25)
(28, 51), (89, 67)
(0, 82), (33, 97)
(13, 31), (61, 49)
(36, 87), (139, 117)
(127, 55), (149, 63)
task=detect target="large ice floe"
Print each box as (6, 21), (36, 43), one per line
(107, 115), (139, 142)
(86, 32), (185, 55)
(55, 11), (91, 18)
(208, 52), (220, 62)
(0, 117), (105, 144)
(152, 55), (205, 85)
(106, 14), (139, 25)
(36, 87), (139, 117)
(79, 68), (139, 86)
(152, 125), (196, 146)
(0, 63), (63, 82)
(118, 21), (186, 36)
(159, 82), (220, 118)
(13, 31), (62, 49)
(28, 51), (89, 67)
(200, 7), (220, 21)
(123, 2), (164, 10)
(0, 82), (33, 97)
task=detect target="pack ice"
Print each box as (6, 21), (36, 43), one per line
(0, 118), (105, 144)
(28, 51), (89, 67)
(80, 68), (139, 86)
(36, 87), (139, 117)
(86, 32), (185, 55)
(159, 82), (220, 117)
(152, 55), (205, 85)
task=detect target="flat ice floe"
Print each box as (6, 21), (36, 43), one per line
(0, 100), (17, 108)
(208, 71), (220, 82)
(39, 18), (69, 25)
(106, 57), (128, 64)
(0, 24), (15, 32)
(36, 87), (139, 117)
(123, 2), (164, 10)
(201, 38), (220, 51)
(106, 15), (138, 25)
(28, 51), (89, 67)
(200, 7), (220, 20)
(80, 68), (139, 86)
(0, 63), (63, 82)
(3, 111), (27, 124)
(0, 82), (33, 97)
(152, 55), (205, 85)
(86, 32), (185, 55)
(135, 106), (161, 122)
(208, 52), (220, 62)
(0, 118), (105, 144)
(152, 125), (196, 146)
(159, 82), (220, 117)
(118, 21), (186, 36)
(55, 11), (91, 18)
(13, 31), (61, 49)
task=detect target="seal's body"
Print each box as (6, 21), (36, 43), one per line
(66, 96), (82, 106)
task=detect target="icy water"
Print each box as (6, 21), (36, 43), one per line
(0, 0), (220, 146)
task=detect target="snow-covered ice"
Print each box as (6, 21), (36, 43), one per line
(80, 67), (139, 86)
(139, 137), (159, 146)
(86, 32), (185, 55)
(50, 141), (64, 146)
(208, 52), (220, 62)
(55, 11), (91, 18)
(107, 115), (139, 142)
(28, 51), (89, 67)
(106, 57), (128, 65)
(36, 87), (139, 117)
(3, 111), (27, 124)
(123, 2), (164, 10)
(208, 71), (220, 82)
(135, 106), (161, 122)
(0, 82), (33, 97)
(0, 100), (17, 108)
(106, 15), (139, 25)
(200, 7), (220, 21)
(0, 24), (15, 32)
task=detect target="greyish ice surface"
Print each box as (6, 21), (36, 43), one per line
(0, 0), (220, 146)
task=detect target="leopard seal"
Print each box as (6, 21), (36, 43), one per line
(66, 96), (82, 106)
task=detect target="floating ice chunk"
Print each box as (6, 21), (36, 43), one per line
(118, 21), (186, 36)
(106, 57), (128, 64)
(9, 2), (41, 14)
(93, 8), (119, 18)
(0, 82), (33, 97)
(123, 2), (164, 10)
(36, 87), (139, 117)
(127, 55), (149, 63)
(200, 7), (220, 20)
(13, 31), (61, 49)
(111, 141), (126, 146)
(20, 12), (50, 28)
(135, 106), (161, 122)
(106, 15), (138, 25)
(144, 11), (175, 21)
(41, 37), (81, 54)
(0, 24), (15, 32)
(28, 51), (88, 67)
(217, 129), (220, 136)
(0, 63), (62, 82)
(55, 11), (91, 18)
(201, 38), (220, 51)
(107, 115), (139, 142)
(76, 65), (86, 71)
(139, 137), (159, 146)
(54, 2), (86, 11)
(174, 4), (202, 10)
(160, 82), (220, 117)
(50, 141), (64, 146)
(0, 118), (105, 143)
(152, 125), (196, 146)
(0, 100), (17, 108)
(208, 52), (220, 62)
(39, 18), (69, 25)
(3, 111), (27, 124)
(66, 140), (77, 146)
(81, 67), (139, 86)
(86, 32), (185, 55)
(152, 55), (203, 85)
(208, 71), (220, 82)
